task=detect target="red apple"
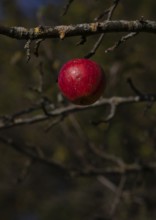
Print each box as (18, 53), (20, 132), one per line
(58, 58), (106, 105)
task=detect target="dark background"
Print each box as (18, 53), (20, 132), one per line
(0, 0), (156, 219)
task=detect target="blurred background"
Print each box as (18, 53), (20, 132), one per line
(0, 0), (156, 219)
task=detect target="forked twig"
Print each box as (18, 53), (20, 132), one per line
(85, 0), (121, 58)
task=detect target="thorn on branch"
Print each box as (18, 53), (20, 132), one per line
(24, 39), (32, 62)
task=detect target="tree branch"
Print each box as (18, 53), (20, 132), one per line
(73, 162), (156, 177)
(0, 20), (156, 40)
(0, 96), (140, 129)
(85, 0), (121, 58)
(0, 136), (155, 179)
(0, 136), (68, 176)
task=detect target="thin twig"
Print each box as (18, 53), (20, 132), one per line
(89, 145), (125, 167)
(98, 175), (117, 193)
(0, 136), (68, 176)
(29, 62), (45, 94)
(38, 61), (44, 93)
(76, 35), (86, 45)
(72, 162), (156, 177)
(24, 39), (32, 62)
(0, 136), (156, 178)
(94, 9), (110, 22)
(85, 0), (121, 58)
(127, 77), (156, 114)
(92, 102), (117, 125)
(105, 32), (138, 53)
(44, 115), (65, 132)
(16, 159), (34, 184)
(34, 38), (44, 57)
(127, 78), (143, 96)
(62, 0), (75, 16)
(84, 34), (104, 58)
(109, 175), (126, 218)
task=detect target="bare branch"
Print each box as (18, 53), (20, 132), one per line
(0, 96), (140, 130)
(0, 136), (156, 179)
(0, 136), (68, 176)
(1, 78), (156, 129)
(0, 20), (156, 40)
(73, 162), (156, 177)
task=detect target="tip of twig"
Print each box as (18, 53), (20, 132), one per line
(84, 52), (95, 59)
(126, 77), (143, 96)
(91, 119), (109, 126)
(76, 36), (86, 46)
(126, 77), (131, 83)
(61, 0), (74, 16)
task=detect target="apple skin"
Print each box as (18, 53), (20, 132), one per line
(58, 58), (106, 105)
